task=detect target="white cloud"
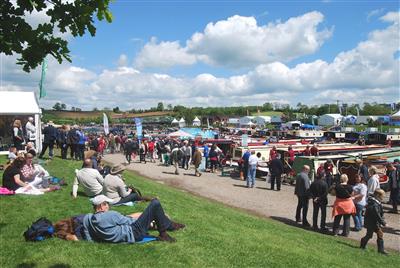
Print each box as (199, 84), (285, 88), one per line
(134, 37), (197, 69)
(187, 12), (332, 68)
(366, 8), (385, 21)
(117, 54), (129, 67)
(134, 12), (332, 69)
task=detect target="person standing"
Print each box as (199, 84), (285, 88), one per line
(242, 149), (250, 179)
(287, 146), (295, 167)
(323, 159), (334, 187)
(357, 159), (369, 183)
(39, 121), (57, 159)
(269, 153), (284, 191)
(12, 119), (25, 150)
(192, 147), (203, 177)
(294, 165), (311, 227)
(309, 173), (328, 232)
(360, 189), (388, 254)
(25, 117), (36, 143)
(269, 146), (277, 161)
(203, 143), (209, 170)
(123, 139), (134, 164)
(352, 174), (367, 231)
(67, 125), (79, 160)
(302, 145), (311, 156)
(367, 166), (380, 196)
(76, 128), (86, 161)
(387, 163), (399, 214)
(58, 125), (69, 159)
(332, 174), (355, 237)
(247, 151), (259, 188)
(183, 141), (192, 170)
(310, 144), (319, 156)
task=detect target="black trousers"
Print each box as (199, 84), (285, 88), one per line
(40, 142), (54, 157)
(61, 143), (68, 159)
(270, 174), (282, 190)
(296, 196), (309, 224)
(333, 214), (351, 236)
(131, 199), (172, 241)
(312, 200), (327, 229)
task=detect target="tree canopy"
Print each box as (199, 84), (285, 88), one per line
(0, 0), (113, 72)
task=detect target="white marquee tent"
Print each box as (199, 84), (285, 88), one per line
(192, 116), (201, 126)
(0, 91), (43, 153)
(178, 118), (186, 128)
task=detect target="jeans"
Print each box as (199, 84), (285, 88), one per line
(114, 192), (141, 205)
(78, 144), (85, 160)
(270, 174), (282, 190)
(353, 203), (364, 230)
(333, 214), (351, 236)
(296, 196), (309, 224)
(131, 199), (172, 241)
(312, 200), (327, 229)
(247, 164), (257, 187)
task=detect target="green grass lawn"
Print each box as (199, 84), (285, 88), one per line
(251, 111), (283, 116)
(0, 156), (399, 267)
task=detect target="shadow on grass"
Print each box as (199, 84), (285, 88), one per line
(0, 223), (6, 231)
(17, 263), (36, 268)
(335, 240), (360, 249)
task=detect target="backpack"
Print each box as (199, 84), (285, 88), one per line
(23, 217), (54, 242)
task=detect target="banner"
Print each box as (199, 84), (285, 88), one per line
(39, 58), (48, 99)
(103, 113), (109, 135)
(242, 134), (248, 147)
(134, 118), (143, 141)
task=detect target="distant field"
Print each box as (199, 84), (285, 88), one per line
(251, 111), (284, 116)
(44, 110), (103, 119)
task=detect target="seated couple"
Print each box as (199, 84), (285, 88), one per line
(55, 195), (185, 243)
(2, 154), (56, 195)
(73, 160), (152, 205)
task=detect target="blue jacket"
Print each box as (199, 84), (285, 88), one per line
(83, 211), (136, 243)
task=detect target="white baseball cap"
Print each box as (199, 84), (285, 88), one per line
(91, 195), (113, 205)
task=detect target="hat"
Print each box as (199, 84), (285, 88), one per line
(91, 195), (113, 205)
(48, 121), (54, 125)
(110, 164), (126, 175)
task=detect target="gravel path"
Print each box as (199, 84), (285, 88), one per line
(104, 154), (400, 251)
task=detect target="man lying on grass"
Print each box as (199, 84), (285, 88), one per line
(55, 195), (185, 243)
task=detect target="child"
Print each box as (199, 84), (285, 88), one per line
(360, 189), (388, 254)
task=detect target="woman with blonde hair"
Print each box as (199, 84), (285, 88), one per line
(367, 166), (380, 195)
(332, 174), (356, 236)
(12, 119), (25, 150)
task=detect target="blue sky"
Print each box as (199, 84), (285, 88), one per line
(1, 0), (399, 110)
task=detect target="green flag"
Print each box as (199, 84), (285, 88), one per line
(39, 58), (48, 99)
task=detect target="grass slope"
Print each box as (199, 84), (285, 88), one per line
(0, 157), (399, 267)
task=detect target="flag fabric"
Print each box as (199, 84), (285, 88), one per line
(103, 113), (109, 135)
(39, 58), (48, 99)
(356, 106), (360, 116)
(134, 118), (143, 142)
(338, 105), (342, 114)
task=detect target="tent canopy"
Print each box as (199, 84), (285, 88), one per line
(179, 118), (185, 123)
(0, 91), (41, 115)
(193, 117), (200, 122)
(171, 118), (179, 123)
(167, 130), (193, 138)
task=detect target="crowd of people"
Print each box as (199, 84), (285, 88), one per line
(3, 118), (399, 251)
(293, 160), (399, 254)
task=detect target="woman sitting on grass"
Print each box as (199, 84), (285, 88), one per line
(2, 156), (30, 191)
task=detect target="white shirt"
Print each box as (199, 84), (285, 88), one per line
(367, 174), (380, 195)
(25, 121), (36, 139)
(73, 168), (104, 197)
(248, 155), (259, 166)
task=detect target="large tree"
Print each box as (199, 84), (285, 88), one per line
(1, 0), (112, 72)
